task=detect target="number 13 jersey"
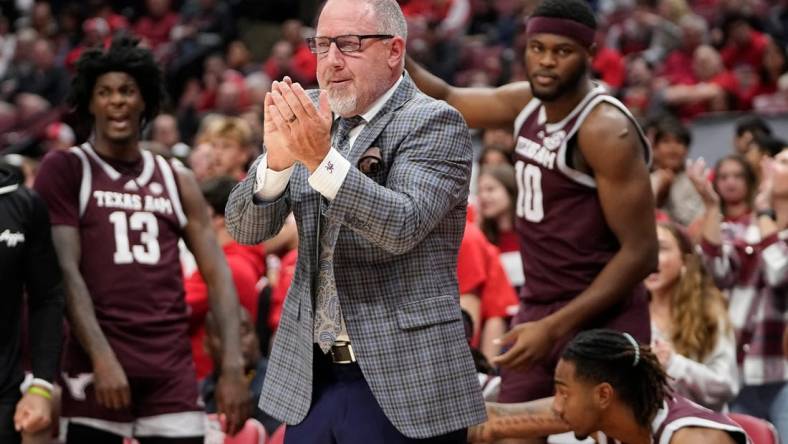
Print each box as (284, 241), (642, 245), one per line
(34, 144), (191, 377)
(512, 85), (650, 304)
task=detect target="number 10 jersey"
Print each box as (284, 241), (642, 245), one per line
(511, 85), (651, 304)
(34, 144), (191, 377)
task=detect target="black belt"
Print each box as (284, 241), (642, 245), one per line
(329, 341), (356, 364)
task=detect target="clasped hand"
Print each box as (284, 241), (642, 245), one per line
(264, 76), (333, 172)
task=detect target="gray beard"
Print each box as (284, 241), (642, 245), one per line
(328, 91), (358, 116)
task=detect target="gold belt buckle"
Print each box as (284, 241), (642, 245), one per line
(330, 341), (356, 364)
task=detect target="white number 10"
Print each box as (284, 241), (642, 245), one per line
(109, 211), (161, 265)
(515, 161), (544, 223)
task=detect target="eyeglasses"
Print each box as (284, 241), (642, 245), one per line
(306, 34), (394, 54)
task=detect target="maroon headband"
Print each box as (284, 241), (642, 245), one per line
(526, 16), (595, 48)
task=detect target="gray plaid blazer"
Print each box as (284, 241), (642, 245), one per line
(225, 74), (486, 438)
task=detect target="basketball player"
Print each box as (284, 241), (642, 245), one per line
(34, 37), (249, 443)
(469, 329), (750, 444)
(406, 0), (657, 404)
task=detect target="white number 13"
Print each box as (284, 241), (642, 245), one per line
(515, 162), (544, 222)
(109, 211), (161, 265)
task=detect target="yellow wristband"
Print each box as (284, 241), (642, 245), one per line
(27, 386), (52, 400)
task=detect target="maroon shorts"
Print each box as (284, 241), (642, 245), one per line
(498, 292), (650, 403)
(60, 371), (201, 424)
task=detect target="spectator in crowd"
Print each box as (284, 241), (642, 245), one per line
(407, 0), (657, 409)
(733, 115), (772, 156)
(33, 37), (249, 441)
(185, 176), (264, 380)
(274, 19), (318, 86)
(745, 133), (786, 183)
(661, 44), (736, 118)
(650, 118), (704, 226)
(476, 164), (522, 288)
(225, 0), (486, 440)
(689, 151), (788, 441)
(201, 308), (280, 436)
(200, 116), (253, 180)
(11, 37), (69, 107)
(225, 40), (259, 76)
(132, 0), (179, 61)
(720, 12), (768, 72)
(647, 222), (738, 411)
(150, 113), (191, 159)
(660, 13), (708, 86)
(469, 329), (749, 444)
(0, 158), (64, 444)
(478, 128), (514, 167)
(457, 217), (519, 363)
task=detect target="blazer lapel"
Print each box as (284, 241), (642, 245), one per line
(346, 74), (418, 166)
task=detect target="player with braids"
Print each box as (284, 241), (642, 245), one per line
(469, 329), (750, 444)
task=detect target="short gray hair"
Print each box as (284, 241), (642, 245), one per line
(368, 0), (408, 40)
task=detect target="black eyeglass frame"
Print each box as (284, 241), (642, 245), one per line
(306, 34), (394, 54)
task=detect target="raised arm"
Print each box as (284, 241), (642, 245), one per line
(52, 225), (130, 410)
(405, 55), (532, 129)
(494, 104), (657, 370)
(177, 166), (250, 435)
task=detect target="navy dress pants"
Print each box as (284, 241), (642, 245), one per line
(284, 346), (467, 444)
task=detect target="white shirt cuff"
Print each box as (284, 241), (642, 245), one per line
(308, 147), (350, 201)
(254, 154), (294, 201)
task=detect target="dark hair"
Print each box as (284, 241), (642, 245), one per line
(531, 0), (597, 31)
(734, 115), (772, 138)
(562, 329), (670, 429)
(201, 176), (238, 216)
(752, 132), (787, 157)
(479, 163), (517, 245)
(654, 118), (691, 147)
(68, 36), (165, 128)
(713, 154), (757, 213)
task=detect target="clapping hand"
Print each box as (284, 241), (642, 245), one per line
(267, 77), (333, 172)
(686, 157), (719, 208)
(754, 157), (775, 212)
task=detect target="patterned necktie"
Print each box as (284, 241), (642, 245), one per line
(314, 115), (364, 353)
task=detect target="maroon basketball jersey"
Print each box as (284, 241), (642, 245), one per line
(512, 85), (650, 304)
(598, 395), (750, 444)
(58, 143), (190, 377)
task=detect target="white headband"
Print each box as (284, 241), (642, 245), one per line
(622, 332), (640, 367)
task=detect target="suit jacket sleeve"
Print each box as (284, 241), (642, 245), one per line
(324, 102), (472, 255)
(225, 156), (292, 245)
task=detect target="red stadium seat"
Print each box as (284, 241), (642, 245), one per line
(267, 424), (286, 444)
(729, 413), (779, 444)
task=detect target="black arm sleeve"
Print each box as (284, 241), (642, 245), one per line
(23, 191), (65, 383)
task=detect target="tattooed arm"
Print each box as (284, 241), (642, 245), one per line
(468, 399), (571, 443)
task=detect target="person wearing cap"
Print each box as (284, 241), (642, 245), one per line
(406, 0), (657, 406)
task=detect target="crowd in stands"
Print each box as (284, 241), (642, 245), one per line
(1, 0), (787, 442)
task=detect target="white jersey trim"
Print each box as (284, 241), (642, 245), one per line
(65, 417), (134, 437)
(156, 155), (188, 228)
(556, 94), (652, 188)
(134, 411), (206, 437)
(135, 149), (155, 187)
(0, 183), (19, 195)
(68, 146), (92, 217)
(513, 96), (542, 140)
(82, 143), (155, 185)
(657, 416), (747, 444)
(545, 84), (606, 133)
